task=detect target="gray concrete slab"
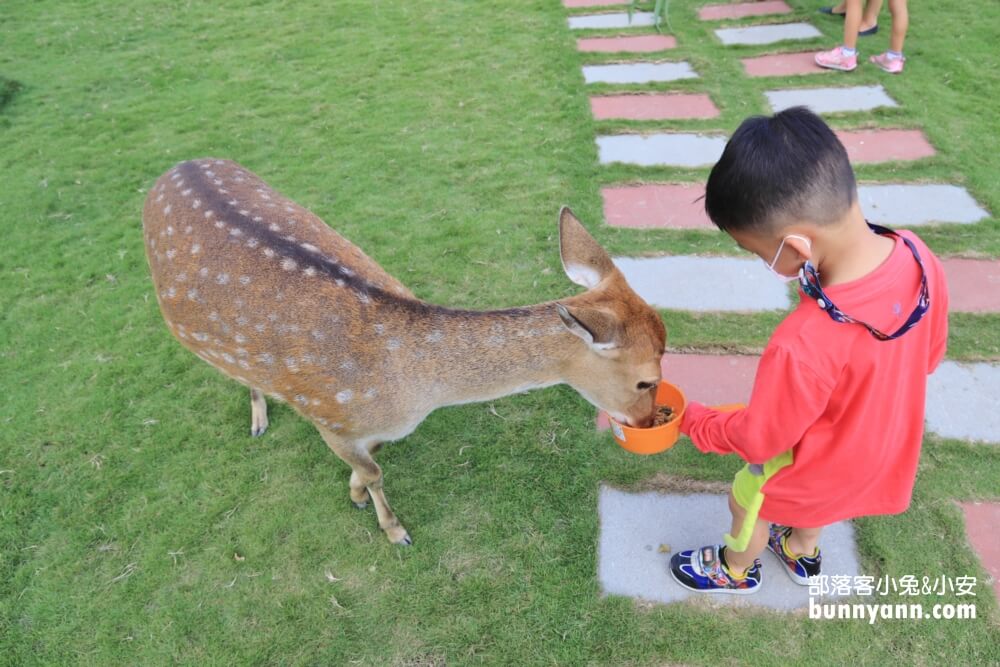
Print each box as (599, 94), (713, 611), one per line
(612, 255), (791, 311)
(583, 61), (698, 84)
(926, 362), (1000, 443)
(715, 22), (821, 45)
(858, 184), (990, 226)
(598, 487), (861, 610)
(569, 11), (656, 29)
(766, 84), (898, 114)
(597, 133), (727, 167)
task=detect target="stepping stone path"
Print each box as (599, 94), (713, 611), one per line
(742, 51), (831, 77)
(958, 502), (1000, 600)
(591, 93), (720, 120)
(715, 23), (822, 46)
(577, 35), (677, 53)
(582, 61), (697, 84)
(766, 84), (898, 113)
(598, 487), (861, 609)
(612, 255), (791, 311)
(858, 184), (989, 226)
(698, 0), (792, 21)
(562, 0), (999, 609)
(597, 133), (727, 167)
(568, 12), (655, 30)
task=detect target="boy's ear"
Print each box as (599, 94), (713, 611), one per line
(556, 303), (622, 353)
(559, 206), (616, 289)
(784, 234), (813, 262)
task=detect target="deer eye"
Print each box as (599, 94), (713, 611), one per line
(636, 381), (656, 391)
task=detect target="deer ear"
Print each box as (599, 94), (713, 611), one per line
(556, 303), (621, 352)
(559, 206), (616, 289)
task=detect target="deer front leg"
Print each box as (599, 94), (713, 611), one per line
(319, 428), (412, 546)
(250, 388), (269, 437)
(349, 470), (371, 509)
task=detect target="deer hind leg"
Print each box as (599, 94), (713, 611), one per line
(250, 388), (269, 437)
(318, 427), (412, 546)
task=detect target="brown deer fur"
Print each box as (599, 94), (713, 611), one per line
(143, 159), (666, 545)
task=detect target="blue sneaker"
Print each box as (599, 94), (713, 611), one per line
(767, 524), (822, 585)
(669, 544), (761, 594)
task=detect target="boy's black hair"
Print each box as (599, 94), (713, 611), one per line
(704, 106), (856, 234)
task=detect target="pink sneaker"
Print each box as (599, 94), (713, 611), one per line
(815, 46), (858, 71)
(870, 51), (905, 73)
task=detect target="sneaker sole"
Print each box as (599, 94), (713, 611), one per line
(815, 61), (857, 71)
(669, 566), (762, 595)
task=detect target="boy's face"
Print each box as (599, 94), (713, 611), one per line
(729, 228), (812, 280)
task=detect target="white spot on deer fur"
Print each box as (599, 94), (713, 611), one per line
(282, 235), (296, 243)
(267, 313), (279, 322)
(193, 332), (209, 342)
(387, 338), (401, 351)
(426, 330), (444, 343)
(214, 220), (225, 229)
(208, 311), (220, 321)
(269, 223), (281, 232)
(235, 347), (248, 357)
(253, 216), (263, 222)
(204, 210), (214, 218)
(198, 267), (208, 278)
(281, 258), (297, 271)
(185, 225), (193, 234)
(364, 388), (378, 400)
(341, 267), (355, 277)
(488, 335), (505, 346)
(374, 324), (385, 335)
(284, 357), (300, 372)
(295, 394), (309, 406)
(228, 200), (238, 206)
(256, 353), (274, 365)
(287, 218), (298, 226)
(229, 228), (243, 238)
(301, 243), (318, 253)
(247, 238), (259, 248)
(340, 359), (356, 372)
(182, 188), (192, 197)
(156, 193), (164, 202)
(336, 390), (354, 404)
(176, 272), (187, 282)
(285, 206), (294, 212)
(166, 287), (176, 298)
(264, 248), (275, 258)
(311, 399), (321, 406)
(239, 275), (251, 286)
(187, 288), (199, 301)
(311, 330), (326, 341)
(254, 323), (266, 333)
(216, 273), (230, 285)
(170, 172), (180, 181)
(335, 279), (346, 287)
(166, 249), (177, 260)
(303, 266), (317, 277)
(234, 334), (247, 344)
(238, 358), (252, 370)
(192, 199), (201, 209)
(239, 210), (249, 217)
(222, 353), (235, 364)
(166, 225), (174, 236)
(357, 293), (370, 304)
(235, 316), (249, 326)
(213, 179), (222, 185)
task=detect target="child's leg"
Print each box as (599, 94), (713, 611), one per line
(786, 526), (823, 556)
(723, 490), (771, 574)
(886, 0), (909, 52)
(860, 0), (883, 32)
(842, 0), (864, 50)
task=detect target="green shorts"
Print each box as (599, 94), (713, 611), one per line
(725, 449), (794, 552)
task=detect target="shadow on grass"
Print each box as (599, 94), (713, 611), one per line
(0, 76), (23, 112)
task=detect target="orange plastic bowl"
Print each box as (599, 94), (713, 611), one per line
(609, 381), (687, 455)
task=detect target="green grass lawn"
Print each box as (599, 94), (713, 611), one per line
(2, 0), (999, 664)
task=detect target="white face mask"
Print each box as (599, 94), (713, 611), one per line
(765, 234), (811, 283)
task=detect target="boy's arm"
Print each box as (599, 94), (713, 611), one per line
(680, 344), (835, 464)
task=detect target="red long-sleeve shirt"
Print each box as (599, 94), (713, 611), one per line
(681, 230), (949, 528)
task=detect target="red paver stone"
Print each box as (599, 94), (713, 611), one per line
(577, 35), (678, 53)
(741, 51), (828, 77)
(564, 0), (629, 6)
(942, 259), (1000, 313)
(835, 129), (935, 163)
(590, 93), (720, 120)
(602, 183), (712, 229)
(597, 353), (760, 429)
(959, 502), (1000, 600)
(698, 0), (792, 21)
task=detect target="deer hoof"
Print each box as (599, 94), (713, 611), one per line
(353, 501), (368, 510)
(251, 424), (268, 437)
(393, 533), (413, 547)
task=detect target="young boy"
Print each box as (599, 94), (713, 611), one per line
(669, 107), (948, 594)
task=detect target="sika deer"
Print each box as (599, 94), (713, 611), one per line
(143, 159), (666, 545)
